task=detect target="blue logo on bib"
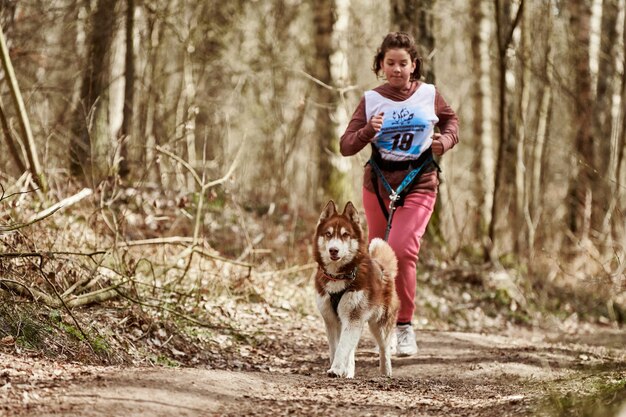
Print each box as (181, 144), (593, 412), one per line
(391, 108), (414, 126)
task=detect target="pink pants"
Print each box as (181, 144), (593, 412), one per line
(363, 188), (436, 324)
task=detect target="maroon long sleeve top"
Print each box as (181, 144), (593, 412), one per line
(340, 80), (459, 195)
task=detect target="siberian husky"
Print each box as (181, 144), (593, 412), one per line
(313, 200), (399, 378)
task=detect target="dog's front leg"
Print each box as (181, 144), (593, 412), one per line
(347, 346), (356, 377)
(317, 294), (341, 366)
(327, 322), (363, 378)
(323, 317), (341, 365)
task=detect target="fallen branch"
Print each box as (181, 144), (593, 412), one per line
(0, 279), (57, 306)
(61, 276), (93, 299)
(117, 237), (195, 247)
(0, 188), (93, 233)
(0, 278), (36, 299)
(65, 283), (125, 308)
(1, 273), (123, 309)
(0, 208), (60, 233)
(27, 188), (93, 223)
(0, 251), (107, 264)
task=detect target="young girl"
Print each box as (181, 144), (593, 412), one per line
(340, 32), (459, 356)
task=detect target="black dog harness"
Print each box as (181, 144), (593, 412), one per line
(319, 266), (357, 314)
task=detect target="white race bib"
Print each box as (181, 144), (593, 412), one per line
(365, 85), (438, 161)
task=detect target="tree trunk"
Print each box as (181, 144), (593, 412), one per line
(176, 27), (198, 192)
(528, 29), (553, 262)
(607, 4), (626, 238)
(141, 9), (165, 185)
(468, 0), (494, 247)
(514, 2), (530, 254)
(70, 0), (117, 183)
(118, 0), (135, 179)
(593, 0), (619, 234)
(565, 0), (594, 239)
(488, 0), (524, 258)
(312, 0), (346, 203)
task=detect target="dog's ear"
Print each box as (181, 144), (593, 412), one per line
(342, 201), (360, 225)
(318, 200), (337, 223)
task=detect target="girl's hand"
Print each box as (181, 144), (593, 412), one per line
(431, 133), (444, 156)
(370, 112), (384, 132)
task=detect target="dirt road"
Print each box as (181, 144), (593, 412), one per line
(10, 328), (625, 417)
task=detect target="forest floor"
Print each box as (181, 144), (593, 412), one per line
(2, 307), (626, 417)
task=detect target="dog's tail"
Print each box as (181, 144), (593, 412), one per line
(369, 238), (398, 282)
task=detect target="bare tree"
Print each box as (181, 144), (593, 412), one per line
(526, 0), (554, 262)
(70, 0), (117, 183)
(312, 0), (347, 203)
(564, 0), (594, 240)
(137, 4), (167, 184)
(118, 0), (136, 179)
(468, 0), (494, 251)
(192, 1), (246, 175)
(594, 0), (619, 234)
(513, 1), (530, 254)
(488, 0), (524, 256)
(608, 2), (626, 238)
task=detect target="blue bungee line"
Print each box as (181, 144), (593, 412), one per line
(369, 155), (433, 241)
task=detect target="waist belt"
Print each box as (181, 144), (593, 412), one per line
(368, 146), (440, 241)
(370, 147), (436, 172)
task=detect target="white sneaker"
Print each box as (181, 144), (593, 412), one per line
(395, 324), (418, 357)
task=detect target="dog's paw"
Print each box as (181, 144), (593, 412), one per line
(327, 367), (353, 379)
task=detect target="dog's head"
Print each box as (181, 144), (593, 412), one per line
(314, 200), (364, 269)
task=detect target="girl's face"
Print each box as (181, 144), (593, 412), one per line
(381, 48), (416, 89)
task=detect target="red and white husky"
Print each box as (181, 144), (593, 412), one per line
(314, 200), (399, 378)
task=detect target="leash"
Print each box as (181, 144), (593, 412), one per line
(369, 152), (436, 241)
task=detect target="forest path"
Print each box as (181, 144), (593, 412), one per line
(18, 327), (626, 417)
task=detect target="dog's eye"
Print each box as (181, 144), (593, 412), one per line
(341, 232), (350, 238)
(325, 231), (332, 238)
